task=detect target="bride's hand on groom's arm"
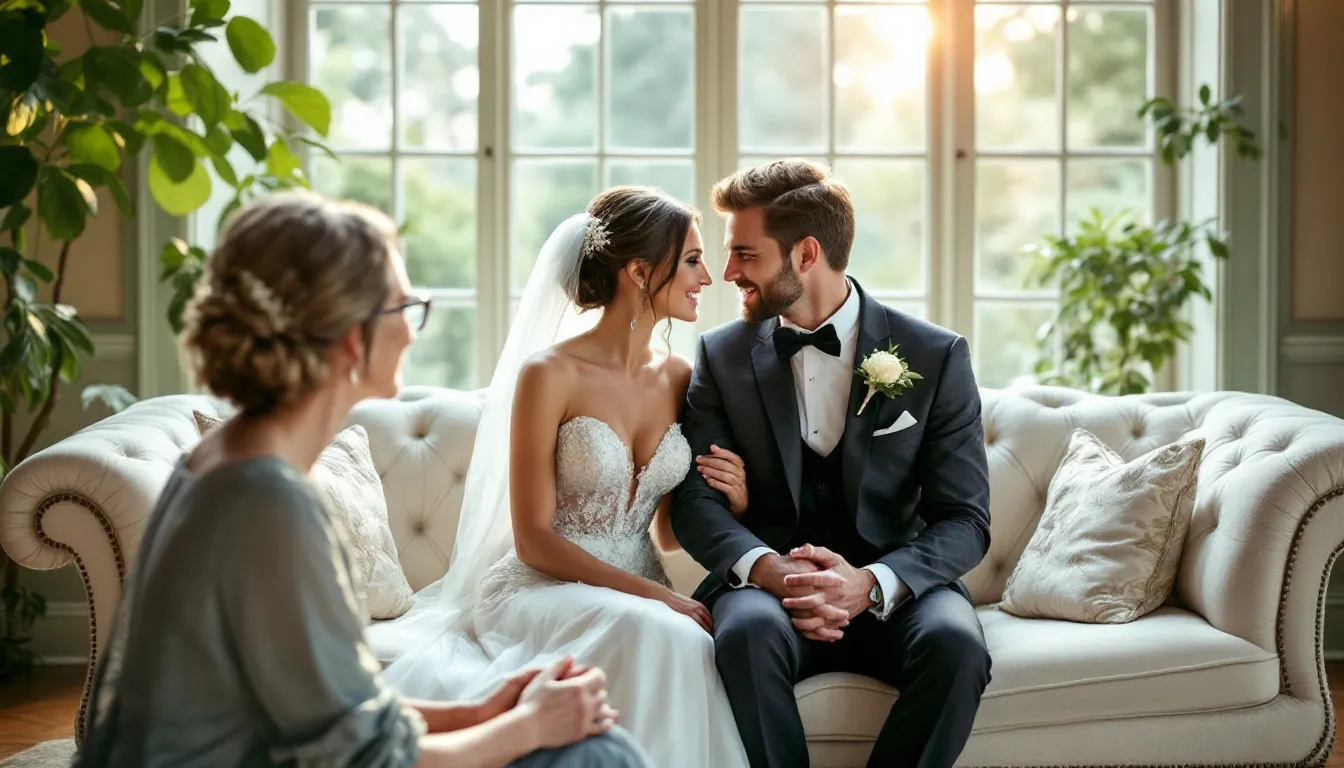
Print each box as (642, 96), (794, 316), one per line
(695, 445), (748, 517)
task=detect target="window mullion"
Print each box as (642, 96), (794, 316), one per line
(479, 0), (509, 387)
(944, 0), (976, 339)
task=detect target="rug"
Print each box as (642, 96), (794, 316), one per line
(0, 740), (75, 767)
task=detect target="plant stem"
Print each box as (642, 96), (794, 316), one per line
(14, 241), (73, 465)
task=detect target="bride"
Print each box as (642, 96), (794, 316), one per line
(380, 187), (750, 768)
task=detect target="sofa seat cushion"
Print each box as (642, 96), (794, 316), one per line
(798, 605), (1279, 742)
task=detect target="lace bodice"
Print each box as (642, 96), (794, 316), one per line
(477, 416), (692, 608)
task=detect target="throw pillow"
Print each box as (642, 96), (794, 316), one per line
(998, 427), (1206, 624)
(192, 411), (415, 621)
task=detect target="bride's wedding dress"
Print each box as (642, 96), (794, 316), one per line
(470, 416), (748, 767)
(377, 212), (748, 768)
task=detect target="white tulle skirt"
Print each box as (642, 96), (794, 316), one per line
(375, 575), (749, 768)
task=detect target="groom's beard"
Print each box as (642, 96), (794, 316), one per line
(738, 258), (805, 323)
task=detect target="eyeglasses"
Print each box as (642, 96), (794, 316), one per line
(382, 296), (432, 332)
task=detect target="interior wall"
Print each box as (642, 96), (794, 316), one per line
(1279, 0), (1344, 656)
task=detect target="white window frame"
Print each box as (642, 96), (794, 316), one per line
(150, 0), (1208, 393)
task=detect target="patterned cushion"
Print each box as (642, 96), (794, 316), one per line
(192, 411), (415, 621)
(998, 427), (1206, 624)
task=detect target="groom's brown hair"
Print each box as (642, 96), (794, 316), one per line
(711, 158), (855, 271)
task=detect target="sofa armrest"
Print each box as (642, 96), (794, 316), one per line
(1176, 394), (1344, 715)
(0, 393), (228, 740)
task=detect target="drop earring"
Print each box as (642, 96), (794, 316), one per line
(349, 367), (360, 387)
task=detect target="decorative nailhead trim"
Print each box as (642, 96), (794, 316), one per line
(32, 492), (126, 745)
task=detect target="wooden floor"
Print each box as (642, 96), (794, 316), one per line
(3, 664), (1344, 761)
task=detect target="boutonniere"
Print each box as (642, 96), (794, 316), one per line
(856, 345), (921, 416)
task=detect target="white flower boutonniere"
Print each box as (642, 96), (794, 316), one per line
(856, 344), (922, 416)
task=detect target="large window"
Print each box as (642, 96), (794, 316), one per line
(298, 0), (1164, 390)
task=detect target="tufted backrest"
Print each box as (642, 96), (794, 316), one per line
(344, 387), (486, 591)
(62, 385), (1319, 609)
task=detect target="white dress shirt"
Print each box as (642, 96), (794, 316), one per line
(729, 280), (907, 619)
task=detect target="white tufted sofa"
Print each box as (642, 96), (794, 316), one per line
(3, 385), (1344, 767)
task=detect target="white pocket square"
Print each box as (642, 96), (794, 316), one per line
(873, 410), (917, 437)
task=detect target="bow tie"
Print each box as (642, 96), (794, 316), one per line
(773, 323), (842, 360)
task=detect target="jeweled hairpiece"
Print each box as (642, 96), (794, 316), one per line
(581, 216), (611, 259)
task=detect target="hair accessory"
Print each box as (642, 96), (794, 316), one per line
(581, 215), (611, 259)
(236, 270), (291, 333)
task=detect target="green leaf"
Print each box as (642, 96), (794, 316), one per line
(6, 92), (41, 136)
(67, 163), (132, 217)
(204, 123), (233, 155)
(188, 0), (230, 26)
(260, 81), (331, 137)
(0, 146), (39, 208)
(106, 119), (145, 155)
(0, 16), (45, 92)
(14, 275), (35, 302)
(38, 167), (96, 240)
(1206, 234), (1230, 259)
(153, 133), (195, 183)
(180, 62), (230, 127)
(296, 135), (338, 162)
(229, 112), (267, 160)
(81, 383), (136, 413)
(1199, 84), (1211, 105)
(225, 16), (274, 74)
(138, 52), (167, 92)
(148, 154), (212, 216)
(164, 73), (193, 117)
(64, 123), (122, 172)
(1, 203), (32, 233)
(87, 47), (151, 106)
(0, 248), (21, 278)
(23, 259), (54, 283)
(79, 0), (133, 34)
(210, 154), (238, 187)
(122, 0), (141, 21)
(265, 138), (300, 179)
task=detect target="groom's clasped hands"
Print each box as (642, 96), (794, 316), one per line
(750, 543), (879, 642)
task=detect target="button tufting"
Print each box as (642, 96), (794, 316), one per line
(412, 519), (427, 535)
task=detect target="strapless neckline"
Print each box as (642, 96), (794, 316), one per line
(559, 416), (682, 513)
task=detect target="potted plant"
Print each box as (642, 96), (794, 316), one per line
(0, 0), (335, 677)
(1024, 86), (1262, 395)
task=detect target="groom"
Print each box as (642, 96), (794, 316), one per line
(671, 159), (993, 768)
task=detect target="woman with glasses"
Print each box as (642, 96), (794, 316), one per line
(75, 191), (651, 768)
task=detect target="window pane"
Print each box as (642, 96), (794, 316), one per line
(310, 154), (393, 215)
(404, 303), (476, 390)
(312, 6), (393, 150)
(831, 158), (924, 292)
(976, 159), (1059, 292)
(976, 4), (1060, 151)
(974, 302), (1054, 388)
(512, 159), (599, 290)
(607, 160), (694, 205)
(399, 4), (479, 151)
(403, 158), (477, 289)
(1067, 6), (1150, 149)
(834, 5), (929, 152)
(608, 7), (693, 151)
(1065, 159), (1149, 232)
(514, 5), (599, 150)
(739, 5), (827, 152)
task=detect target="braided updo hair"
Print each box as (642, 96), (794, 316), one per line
(181, 190), (399, 415)
(571, 186), (699, 312)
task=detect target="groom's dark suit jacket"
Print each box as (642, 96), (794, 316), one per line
(671, 280), (991, 608)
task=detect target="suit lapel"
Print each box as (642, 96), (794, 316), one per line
(752, 319), (802, 515)
(842, 285), (892, 515)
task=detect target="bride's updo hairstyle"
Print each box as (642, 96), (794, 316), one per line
(572, 186), (700, 312)
(181, 190), (400, 415)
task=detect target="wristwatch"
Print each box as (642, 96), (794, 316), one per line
(868, 576), (884, 610)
